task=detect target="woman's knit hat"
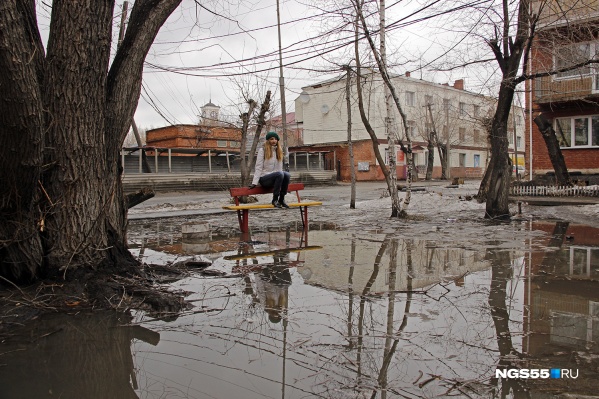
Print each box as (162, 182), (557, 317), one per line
(265, 131), (280, 141)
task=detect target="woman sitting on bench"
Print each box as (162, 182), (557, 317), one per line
(249, 131), (290, 208)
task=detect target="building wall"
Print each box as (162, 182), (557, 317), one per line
(295, 73), (523, 181)
(146, 124), (242, 153)
(301, 230), (491, 293)
(527, 2), (599, 177)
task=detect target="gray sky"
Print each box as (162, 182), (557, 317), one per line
(135, 0), (495, 129)
(36, 0), (501, 130)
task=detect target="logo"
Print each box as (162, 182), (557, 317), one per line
(495, 368), (578, 379)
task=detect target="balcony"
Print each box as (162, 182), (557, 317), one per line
(534, 74), (599, 104)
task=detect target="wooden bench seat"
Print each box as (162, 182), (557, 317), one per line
(223, 183), (322, 233)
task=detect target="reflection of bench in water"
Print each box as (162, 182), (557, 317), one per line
(227, 246), (322, 274)
(224, 245), (322, 261)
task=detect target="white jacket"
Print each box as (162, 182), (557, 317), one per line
(252, 147), (284, 185)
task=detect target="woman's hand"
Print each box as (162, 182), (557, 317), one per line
(248, 184), (257, 189)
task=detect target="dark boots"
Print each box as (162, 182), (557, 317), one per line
(271, 194), (282, 208)
(271, 193), (289, 208)
(278, 193), (289, 208)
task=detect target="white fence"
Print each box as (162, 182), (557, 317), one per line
(510, 185), (599, 197)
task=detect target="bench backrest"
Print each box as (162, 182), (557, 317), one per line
(229, 183), (305, 205)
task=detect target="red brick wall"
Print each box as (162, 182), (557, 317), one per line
(146, 125), (241, 153)
(527, 28), (599, 175)
(528, 102), (599, 174)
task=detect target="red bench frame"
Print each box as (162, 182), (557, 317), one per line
(226, 183), (320, 233)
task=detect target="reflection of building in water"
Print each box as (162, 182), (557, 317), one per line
(521, 221), (599, 396)
(301, 230), (491, 293)
(526, 222), (599, 354)
(128, 220), (241, 255)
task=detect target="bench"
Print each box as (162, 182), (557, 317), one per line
(222, 183), (322, 233)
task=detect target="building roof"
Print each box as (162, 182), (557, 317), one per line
(270, 112), (297, 125)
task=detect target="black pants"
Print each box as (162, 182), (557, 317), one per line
(259, 171), (290, 197)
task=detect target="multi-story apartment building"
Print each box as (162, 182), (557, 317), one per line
(295, 71), (525, 181)
(527, 0), (599, 179)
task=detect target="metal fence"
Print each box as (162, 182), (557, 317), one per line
(510, 185), (599, 197)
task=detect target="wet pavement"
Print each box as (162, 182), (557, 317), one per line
(2, 209), (599, 398)
(3, 181), (599, 398)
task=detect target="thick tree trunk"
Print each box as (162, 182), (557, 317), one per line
(533, 114), (572, 186)
(0, 0), (182, 281)
(41, 0), (115, 270)
(476, 159), (493, 203)
(485, 78), (514, 219)
(484, 0), (530, 219)
(0, 0), (46, 280)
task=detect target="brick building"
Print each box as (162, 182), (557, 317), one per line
(295, 71), (525, 182)
(527, 1), (599, 179)
(267, 112), (304, 147)
(145, 124), (241, 154)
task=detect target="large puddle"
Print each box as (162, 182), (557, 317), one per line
(1, 218), (599, 398)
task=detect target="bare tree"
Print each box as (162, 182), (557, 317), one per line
(344, 66), (358, 209)
(533, 114), (572, 185)
(353, 0), (413, 217)
(479, 0), (534, 218)
(0, 0), (182, 283)
(239, 91), (272, 188)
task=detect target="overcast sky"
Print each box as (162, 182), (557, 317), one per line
(36, 0), (503, 130)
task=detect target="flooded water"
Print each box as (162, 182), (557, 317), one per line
(2, 218), (599, 398)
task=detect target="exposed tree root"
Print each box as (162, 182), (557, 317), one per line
(0, 261), (192, 338)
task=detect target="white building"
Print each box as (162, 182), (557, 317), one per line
(294, 71), (525, 181)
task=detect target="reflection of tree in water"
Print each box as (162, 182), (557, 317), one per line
(349, 236), (414, 399)
(0, 311), (159, 398)
(486, 247), (528, 399)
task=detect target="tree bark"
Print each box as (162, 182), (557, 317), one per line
(533, 114), (572, 186)
(240, 92), (271, 188)
(0, 0), (46, 280)
(0, 0), (182, 281)
(485, 84), (513, 219)
(484, 0), (531, 219)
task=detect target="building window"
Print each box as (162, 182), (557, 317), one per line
(459, 102), (466, 117)
(459, 153), (466, 167)
(473, 105), (480, 117)
(406, 120), (416, 136)
(406, 91), (415, 106)
(516, 136), (522, 148)
(217, 140), (228, 147)
(474, 154), (480, 168)
(230, 141), (241, 148)
(473, 129), (480, 143)
(459, 127), (466, 142)
(508, 134), (514, 145)
(555, 115), (599, 147)
(443, 99), (450, 117)
(554, 42), (596, 79)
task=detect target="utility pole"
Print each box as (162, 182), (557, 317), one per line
(276, 0), (289, 166)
